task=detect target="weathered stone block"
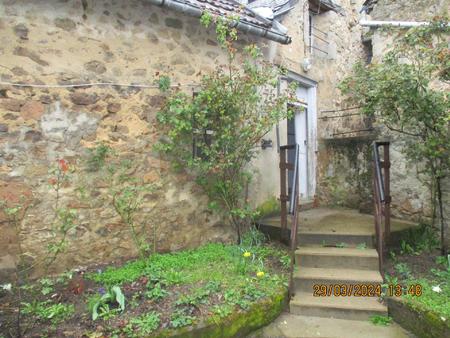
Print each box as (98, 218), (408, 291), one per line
(0, 124), (8, 133)
(39, 95), (52, 104)
(54, 18), (76, 31)
(132, 68), (147, 77)
(70, 92), (99, 105)
(13, 23), (29, 40)
(107, 102), (121, 114)
(1, 98), (25, 112)
(20, 101), (45, 120)
(84, 60), (107, 74)
(206, 51), (219, 59)
(4, 113), (19, 120)
(143, 170), (160, 183)
(147, 95), (165, 108)
(207, 39), (218, 46)
(147, 32), (159, 44)
(170, 54), (187, 65)
(149, 13), (159, 24)
(13, 47), (49, 66)
(165, 17), (183, 29)
(11, 66), (28, 76)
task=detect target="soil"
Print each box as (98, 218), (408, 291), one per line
(384, 248), (443, 280)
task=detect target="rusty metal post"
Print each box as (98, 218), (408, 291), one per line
(383, 143), (391, 245)
(288, 150), (300, 300)
(280, 149), (288, 239)
(373, 160), (383, 275)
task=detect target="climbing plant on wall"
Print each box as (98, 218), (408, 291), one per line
(340, 17), (450, 254)
(155, 13), (296, 243)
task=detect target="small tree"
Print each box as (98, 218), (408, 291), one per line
(156, 13), (296, 243)
(340, 18), (450, 254)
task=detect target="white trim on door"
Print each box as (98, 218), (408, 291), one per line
(282, 71), (318, 200)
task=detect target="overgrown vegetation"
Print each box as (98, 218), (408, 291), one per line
(386, 229), (450, 322)
(155, 12), (296, 242)
(0, 159), (78, 338)
(1, 241), (289, 337)
(340, 18), (450, 254)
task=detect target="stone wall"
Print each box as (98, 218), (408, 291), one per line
(0, 0), (245, 278)
(370, 0), (448, 21)
(315, 0), (449, 219)
(0, 0), (407, 278)
(366, 0), (449, 220)
(280, 0), (370, 210)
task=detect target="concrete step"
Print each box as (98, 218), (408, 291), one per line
(290, 292), (387, 321)
(249, 312), (412, 338)
(298, 231), (375, 248)
(296, 246), (379, 270)
(294, 267), (383, 293)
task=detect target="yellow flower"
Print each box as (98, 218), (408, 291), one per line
(256, 271), (265, 278)
(243, 252), (251, 258)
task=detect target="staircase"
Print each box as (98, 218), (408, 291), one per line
(291, 230), (387, 321)
(273, 143), (390, 323)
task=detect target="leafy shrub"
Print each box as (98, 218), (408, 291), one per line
(88, 286), (125, 320)
(22, 301), (74, 324)
(145, 283), (169, 300)
(123, 312), (161, 336)
(212, 303), (234, 319)
(240, 227), (266, 248)
(156, 13), (296, 243)
(170, 309), (195, 328)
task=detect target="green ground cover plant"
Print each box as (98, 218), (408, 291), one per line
(370, 315), (393, 326)
(386, 229), (450, 323)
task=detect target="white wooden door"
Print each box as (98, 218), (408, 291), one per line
(295, 107), (309, 199)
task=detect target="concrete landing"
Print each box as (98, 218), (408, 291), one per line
(259, 207), (416, 235)
(248, 312), (414, 338)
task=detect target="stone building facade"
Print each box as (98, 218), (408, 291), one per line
(4, 0), (443, 278)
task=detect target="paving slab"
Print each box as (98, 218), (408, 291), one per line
(248, 312), (415, 338)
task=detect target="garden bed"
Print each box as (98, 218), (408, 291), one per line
(388, 297), (449, 338)
(385, 227), (449, 338)
(0, 242), (289, 337)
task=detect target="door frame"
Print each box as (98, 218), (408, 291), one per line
(280, 71), (318, 200)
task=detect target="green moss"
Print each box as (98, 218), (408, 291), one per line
(153, 288), (287, 338)
(321, 139), (373, 208)
(388, 297), (450, 338)
(255, 196), (280, 219)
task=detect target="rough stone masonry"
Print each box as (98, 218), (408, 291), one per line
(0, 0), (240, 278)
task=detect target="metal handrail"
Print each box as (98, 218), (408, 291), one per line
(373, 143), (385, 202)
(289, 145), (300, 215)
(372, 142), (391, 276)
(279, 143), (300, 299)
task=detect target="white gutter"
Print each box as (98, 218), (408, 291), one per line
(360, 20), (432, 28)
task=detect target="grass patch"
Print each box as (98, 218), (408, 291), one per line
(403, 276), (450, 320)
(386, 228), (449, 322)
